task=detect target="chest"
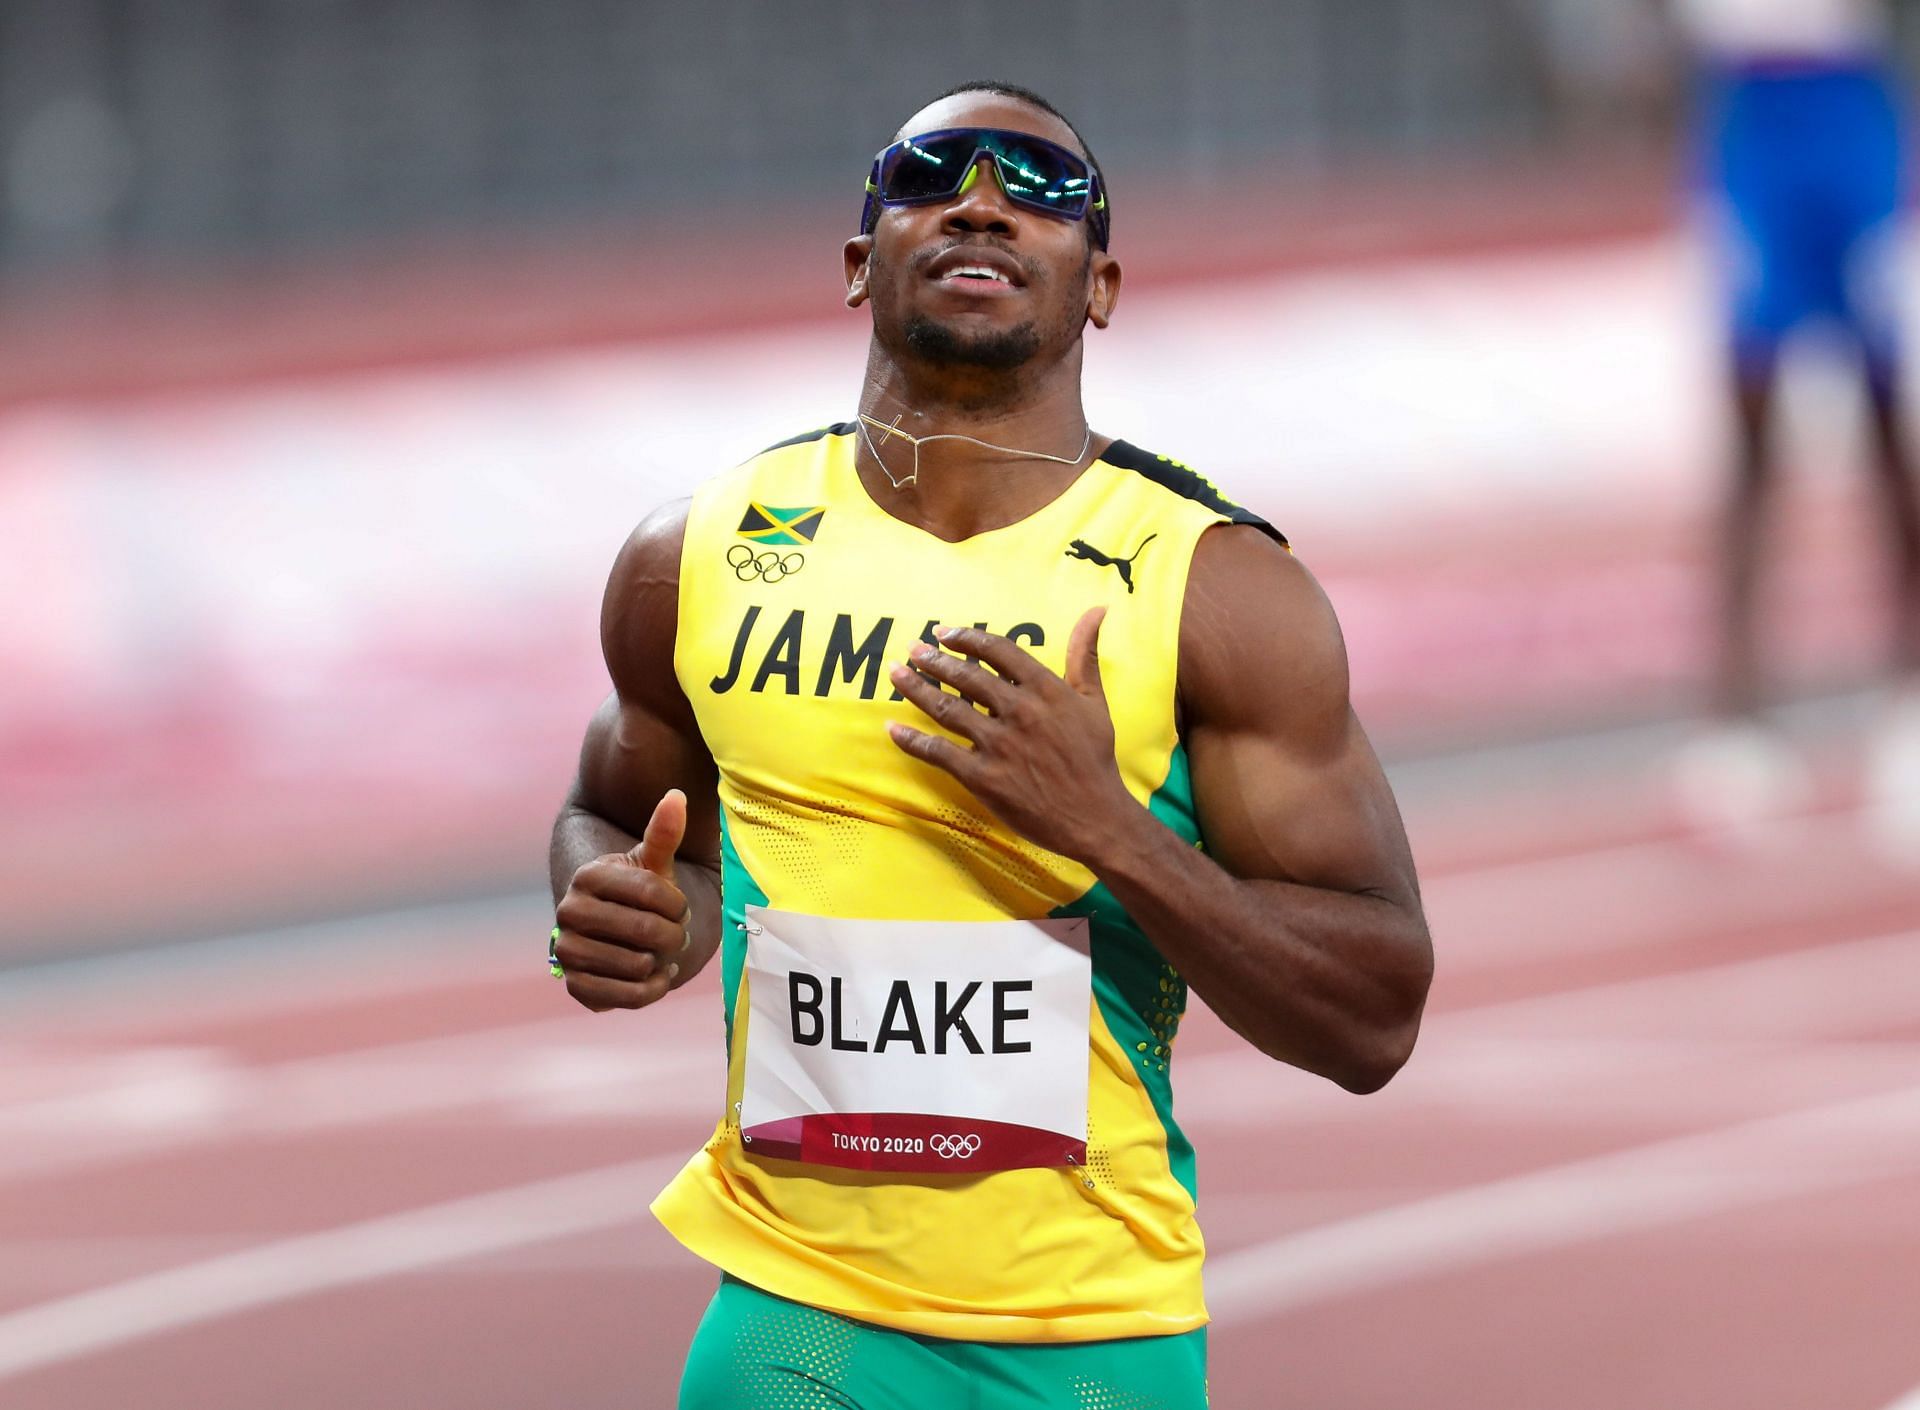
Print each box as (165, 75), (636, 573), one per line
(678, 505), (1185, 802)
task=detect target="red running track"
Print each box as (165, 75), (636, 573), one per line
(2, 752), (1918, 1410)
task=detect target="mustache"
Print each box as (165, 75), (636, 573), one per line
(906, 236), (1042, 283)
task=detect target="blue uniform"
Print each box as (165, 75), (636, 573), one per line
(1698, 56), (1907, 383)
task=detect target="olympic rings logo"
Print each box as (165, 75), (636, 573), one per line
(728, 544), (805, 583)
(929, 1133), (982, 1159)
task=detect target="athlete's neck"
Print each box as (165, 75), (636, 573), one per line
(853, 343), (1100, 541)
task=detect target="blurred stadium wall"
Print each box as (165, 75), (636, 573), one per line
(5, 0), (1633, 273)
(2, 1), (1916, 957)
(1, 0), (1691, 402)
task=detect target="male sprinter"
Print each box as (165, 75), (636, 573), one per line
(549, 81), (1433, 1409)
(1670, 0), (1920, 827)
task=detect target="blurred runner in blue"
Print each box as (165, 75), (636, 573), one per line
(1675, 0), (1920, 829)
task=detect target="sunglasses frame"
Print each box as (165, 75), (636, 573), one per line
(859, 126), (1110, 251)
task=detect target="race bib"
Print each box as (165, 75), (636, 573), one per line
(738, 905), (1092, 1174)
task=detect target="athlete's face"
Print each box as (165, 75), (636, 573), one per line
(844, 94), (1121, 374)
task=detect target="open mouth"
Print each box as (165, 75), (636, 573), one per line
(942, 264), (1013, 286)
(924, 247), (1025, 292)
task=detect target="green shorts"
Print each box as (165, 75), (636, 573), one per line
(678, 1275), (1208, 1410)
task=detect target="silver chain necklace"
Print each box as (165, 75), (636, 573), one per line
(856, 411), (1093, 490)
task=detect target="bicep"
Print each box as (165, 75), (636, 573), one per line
(571, 496), (721, 868)
(1187, 704), (1418, 907)
(1180, 527), (1420, 908)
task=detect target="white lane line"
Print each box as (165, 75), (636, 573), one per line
(0, 892), (550, 1031)
(1420, 801), (1897, 971)
(1175, 925), (1920, 1126)
(0, 1154), (682, 1383)
(1207, 1080), (1920, 1324)
(1179, 1033), (1920, 1132)
(1447, 926), (1920, 1041)
(0, 1226), (698, 1289)
(0, 1012), (720, 1185)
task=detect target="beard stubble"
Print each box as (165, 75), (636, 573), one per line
(901, 313), (1043, 371)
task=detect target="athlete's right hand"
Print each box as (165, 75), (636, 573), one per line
(553, 789), (691, 1012)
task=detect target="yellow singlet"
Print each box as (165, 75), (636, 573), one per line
(652, 424), (1286, 1343)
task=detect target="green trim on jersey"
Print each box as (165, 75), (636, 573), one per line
(1051, 742), (1202, 1202)
(718, 809), (771, 1057)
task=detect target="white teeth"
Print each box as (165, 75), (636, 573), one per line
(948, 264), (1009, 283)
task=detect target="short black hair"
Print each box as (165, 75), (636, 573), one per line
(920, 80), (1111, 247)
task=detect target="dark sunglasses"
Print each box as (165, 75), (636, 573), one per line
(859, 127), (1110, 250)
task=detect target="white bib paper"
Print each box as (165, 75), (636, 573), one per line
(738, 905), (1092, 1174)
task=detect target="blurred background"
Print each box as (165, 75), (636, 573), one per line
(4, 3), (1919, 1408)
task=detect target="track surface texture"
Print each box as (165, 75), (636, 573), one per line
(3, 725), (1917, 1410)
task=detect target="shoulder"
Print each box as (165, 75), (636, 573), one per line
(753, 422), (857, 456)
(679, 421), (856, 537)
(1180, 525), (1349, 743)
(627, 420), (850, 590)
(601, 498), (691, 707)
(1088, 439), (1323, 732)
(1096, 439), (1289, 548)
(606, 497), (690, 606)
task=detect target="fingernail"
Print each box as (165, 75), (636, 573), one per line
(665, 962), (680, 980)
(932, 623), (953, 640)
(890, 663), (912, 682)
(909, 641), (933, 661)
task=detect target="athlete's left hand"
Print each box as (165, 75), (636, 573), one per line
(887, 608), (1140, 866)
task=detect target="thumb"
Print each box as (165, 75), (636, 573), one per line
(1065, 606), (1107, 697)
(627, 789), (688, 877)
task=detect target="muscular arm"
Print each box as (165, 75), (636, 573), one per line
(1093, 528), (1431, 1091)
(890, 524), (1431, 1090)
(548, 498), (725, 1009)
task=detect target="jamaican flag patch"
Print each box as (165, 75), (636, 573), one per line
(738, 504), (825, 545)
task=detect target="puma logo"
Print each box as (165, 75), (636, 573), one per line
(1064, 534), (1157, 594)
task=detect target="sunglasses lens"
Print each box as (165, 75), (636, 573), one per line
(878, 134), (978, 203)
(983, 134), (1091, 217)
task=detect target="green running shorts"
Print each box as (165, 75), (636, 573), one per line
(678, 1274), (1209, 1410)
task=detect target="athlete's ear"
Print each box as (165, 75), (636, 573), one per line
(844, 234), (874, 309)
(1086, 251), (1121, 330)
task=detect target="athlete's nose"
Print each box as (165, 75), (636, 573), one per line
(940, 155), (1021, 240)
